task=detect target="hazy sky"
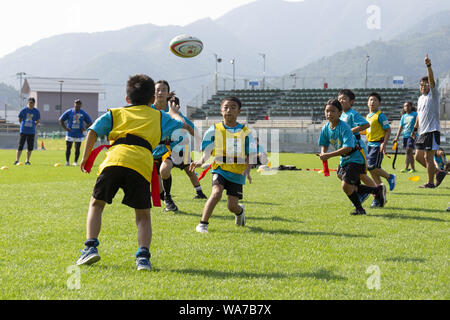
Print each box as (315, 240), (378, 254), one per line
(0, 0), (302, 59)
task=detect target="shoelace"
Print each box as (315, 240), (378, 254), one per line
(137, 258), (150, 265)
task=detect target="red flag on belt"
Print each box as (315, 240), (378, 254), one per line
(197, 163), (212, 182)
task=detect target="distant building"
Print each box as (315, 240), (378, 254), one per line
(21, 77), (104, 124)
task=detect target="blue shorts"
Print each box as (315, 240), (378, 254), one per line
(367, 145), (383, 170)
(402, 137), (415, 149)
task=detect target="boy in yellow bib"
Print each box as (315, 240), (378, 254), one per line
(365, 92), (396, 207)
(75, 75), (192, 271)
(190, 96), (257, 233)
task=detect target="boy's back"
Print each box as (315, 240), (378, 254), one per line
(99, 105), (162, 183)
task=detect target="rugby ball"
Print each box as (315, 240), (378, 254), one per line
(169, 34), (203, 58)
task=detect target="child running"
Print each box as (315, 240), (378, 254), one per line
(338, 89), (382, 206)
(365, 92), (396, 207)
(317, 99), (386, 215)
(189, 96), (256, 232)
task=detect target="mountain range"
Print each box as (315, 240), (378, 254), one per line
(1, 0), (450, 110)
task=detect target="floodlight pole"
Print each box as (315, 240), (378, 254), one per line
(259, 53), (266, 90)
(365, 55), (370, 89)
(58, 80), (64, 117)
(213, 53), (222, 93)
(16, 72), (26, 108)
(231, 58), (236, 90)
(290, 73), (296, 89)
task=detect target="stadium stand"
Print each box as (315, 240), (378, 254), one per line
(190, 88), (420, 124)
(0, 117), (20, 133)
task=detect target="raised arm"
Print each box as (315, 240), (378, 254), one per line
(425, 54), (435, 89)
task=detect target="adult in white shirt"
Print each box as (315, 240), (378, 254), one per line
(412, 54), (446, 188)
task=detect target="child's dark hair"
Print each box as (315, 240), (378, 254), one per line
(156, 80), (170, 93)
(402, 101), (416, 114)
(221, 96), (242, 109)
(126, 74), (155, 105)
(421, 76), (429, 83)
(368, 91), (382, 102)
(325, 98), (342, 112)
(169, 96), (180, 105)
(338, 89), (356, 101)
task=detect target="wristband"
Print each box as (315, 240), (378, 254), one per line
(426, 64), (431, 68)
(413, 128), (418, 132)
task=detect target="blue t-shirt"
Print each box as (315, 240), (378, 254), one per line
(318, 120), (365, 166)
(18, 107), (40, 134)
(59, 108), (93, 138)
(89, 107), (185, 148)
(202, 122), (257, 185)
(340, 108), (369, 154)
(366, 112), (390, 147)
(151, 104), (195, 159)
(399, 111), (418, 138)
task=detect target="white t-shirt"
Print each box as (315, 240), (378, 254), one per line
(417, 86), (440, 135)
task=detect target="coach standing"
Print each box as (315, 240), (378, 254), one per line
(59, 99), (93, 166)
(14, 97), (40, 165)
(412, 54), (446, 188)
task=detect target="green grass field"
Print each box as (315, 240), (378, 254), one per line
(0, 138), (449, 300)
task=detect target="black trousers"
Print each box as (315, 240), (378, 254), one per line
(66, 141), (82, 162)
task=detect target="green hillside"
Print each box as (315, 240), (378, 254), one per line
(279, 25), (450, 89)
(0, 83), (19, 111)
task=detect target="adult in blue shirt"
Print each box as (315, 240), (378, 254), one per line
(393, 101), (418, 173)
(59, 99), (93, 166)
(15, 97), (40, 165)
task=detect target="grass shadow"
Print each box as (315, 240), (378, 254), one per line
(172, 210), (301, 223)
(247, 226), (372, 238)
(172, 268), (347, 281)
(394, 192), (450, 197)
(368, 211), (446, 222)
(384, 257), (427, 263)
(241, 201), (282, 206)
(385, 206), (448, 215)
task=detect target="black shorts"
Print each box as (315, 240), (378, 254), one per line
(337, 163), (366, 186)
(367, 145), (383, 170)
(402, 137), (415, 149)
(18, 133), (35, 151)
(92, 166), (151, 209)
(415, 131), (440, 151)
(212, 173), (243, 199)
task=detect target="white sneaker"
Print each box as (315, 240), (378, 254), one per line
(72, 162), (78, 166)
(196, 223), (208, 233)
(65, 162), (70, 166)
(235, 204), (246, 226)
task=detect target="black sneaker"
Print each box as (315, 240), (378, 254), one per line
(435, 170), (447, 187)
(193, 192), (207, 199)
(25, 161), (31, 165)
(13, 161), (19, 165)
(375, 184), (386, 208)
(419, 183), (435, 189)
(164, 195), (178, 212)
(350, 208), (366, 215)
